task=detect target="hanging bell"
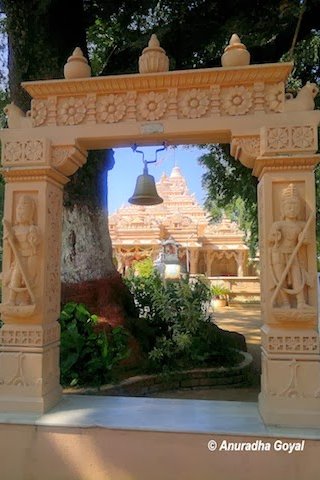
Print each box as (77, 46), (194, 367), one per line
(128, 165), (163, 206)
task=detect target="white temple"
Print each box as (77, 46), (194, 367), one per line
(109, 166), (251, 277)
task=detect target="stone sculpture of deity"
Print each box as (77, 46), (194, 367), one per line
(3, 195), (40, 308)
(269, 183), (312, 309)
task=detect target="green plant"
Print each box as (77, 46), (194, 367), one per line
(59, 302), (129, 387)
(132, 257), (155, 278)
(211, 284), (231, 300)
(125, 272), (239, 373)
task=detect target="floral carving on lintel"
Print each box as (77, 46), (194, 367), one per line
(179, 89), (210, 118)
(138, 91), (167, 121)
(31, 100), (48, 126)
(221, 85), (252, 115)
(96, 94), (126, 123)
(266, 127), (289, 150)
(25, 140), (44, 162)
(57, 97), (87, 125)
(3, 141), (23, 163)
(265, 82), (284, 112)
(291, 126), (314, 149)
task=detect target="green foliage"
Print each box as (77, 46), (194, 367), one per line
(211, 284), (231, 300)
(199, 30), (320, 256)
(132, 257), (155, 278)
(59, 302), (129, 387)
(199, 144), (258, 254)
(125, 272), (239, 372)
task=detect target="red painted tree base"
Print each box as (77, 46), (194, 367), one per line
(61, 272), (135, 327)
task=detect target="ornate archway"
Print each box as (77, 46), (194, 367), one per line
(0, 36), (319, 427)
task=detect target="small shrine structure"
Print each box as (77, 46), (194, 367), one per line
(109, 166), (250, 277)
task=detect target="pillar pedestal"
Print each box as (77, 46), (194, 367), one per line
(0, 162), (67, 413)
(255, 155), (320, 427)
(0, 323), (62, 413)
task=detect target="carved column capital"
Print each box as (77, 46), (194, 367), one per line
(230, 135), (260, 168)
(51, 144), (87, 176)
(253, 154), (319, 178)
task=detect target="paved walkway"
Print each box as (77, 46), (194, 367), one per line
(214, 304), (262, 373)
(151, 304), (262, 402)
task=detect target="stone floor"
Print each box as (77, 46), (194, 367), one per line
(150, 304), (262, 402)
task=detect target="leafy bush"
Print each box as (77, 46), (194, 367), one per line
(131, 257), (155, 278)
(211, 283), (231, 299)
(59, 302), (129, 387)
(125, 272), (239, 373)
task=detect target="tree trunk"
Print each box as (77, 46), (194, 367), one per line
(61, 150), (131, 326)
(3, 0), (130, 325)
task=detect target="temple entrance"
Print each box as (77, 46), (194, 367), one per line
(0, 35), (319, 428)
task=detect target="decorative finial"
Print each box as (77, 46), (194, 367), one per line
(139, 34), (169, 74)
(221, 34), (250, 67)
(64, 47), (91, 79)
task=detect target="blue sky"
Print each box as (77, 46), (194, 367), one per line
(108, 145), (209, 213)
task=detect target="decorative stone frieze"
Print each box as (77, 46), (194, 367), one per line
(179, 89), (210, 119)
(220, 85), (253, 115)
(45, 184), (63, 317)
(24, 63), (293, 128)
(57, 96), (87, 125)
(265, 82), (284, 112)
(0, 323), (60, 348)
(262, 328), (319, 354)
(2, 139), (50, 167)
(261, 125), (318, 155)
(96, 94), (126, 123)
(31, 100), (48, 126)
(137, 91), (167, 121)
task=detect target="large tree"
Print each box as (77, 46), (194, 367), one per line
(0, 0), (126, 324)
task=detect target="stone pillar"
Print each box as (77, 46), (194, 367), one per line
(189, 249), (199, 274)
(115, 251), (124, 274)
(0, 142), (68, 413)
(204, 250), (211, 277)
(255, 154), (320, 426)
(236, 250), (245, 277)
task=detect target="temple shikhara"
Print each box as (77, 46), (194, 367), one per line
(109, 165), (251, 277)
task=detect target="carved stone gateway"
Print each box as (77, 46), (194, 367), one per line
(0, 35), (320, 426)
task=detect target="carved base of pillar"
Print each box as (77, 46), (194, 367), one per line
(259, 349), (320, 427)
(259, 393), (320, 427)
(0, 322), (62, 413)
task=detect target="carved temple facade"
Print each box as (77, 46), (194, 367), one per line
(109, 166), (251, 277)
(0, 33), (319, 428)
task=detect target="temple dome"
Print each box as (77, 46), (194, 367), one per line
(170, 166), (183, 178)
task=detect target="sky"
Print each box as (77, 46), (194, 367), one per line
(108, 145), (209, 214)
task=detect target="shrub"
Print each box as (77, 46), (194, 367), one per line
(132, 257), (154, 278)
(125, 272), (239, 373)
(211, 283), (231, 299)
(59, 302), (129, 387)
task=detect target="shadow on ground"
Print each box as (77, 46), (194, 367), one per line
(150, 305), (262, 402)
